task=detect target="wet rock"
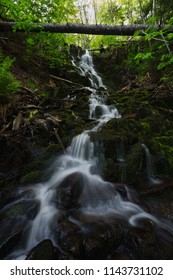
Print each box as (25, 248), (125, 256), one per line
(140, 177), (173, 196)
(0, 136), (28, 176)
(0, 199), (40, 258)
(154, 227), (173, 259)
(111, 252), (132, 260)
(83, 222), (123, 259)
(126, 143), (145, 184)
(125, 225), (172, 259)
(0, 190), (21, 210)
(56, 219), (83, 258)
(56, 219), (81, 238)
(0, 213), (25, 259)
(4, 199), (40, 220)
(95, 105), (104, 118)
(20, 171), (44, 184)
(110, 245), (133, 260)
(83, 235), (102, 259)
(57, 172), (84, 209)
(26, 239), (56, 260)
(0, 231), (23, 259)
(73, 212), (107, 224)
(60, 233), (84, 259)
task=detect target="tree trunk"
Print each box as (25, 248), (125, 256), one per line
(0, 22), (168, 35)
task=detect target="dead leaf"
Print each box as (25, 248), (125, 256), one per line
(12, 112), (23, 130)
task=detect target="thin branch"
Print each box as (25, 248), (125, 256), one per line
(160, 33), (172, 55)
(54, 128), (66, 155)
(142, 30), (168, 42)
(142, 30), (172, 55)
(49, 74), (84, 87)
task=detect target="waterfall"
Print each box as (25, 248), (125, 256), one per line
(78, 49), (105, 89)
(26, 183), (57, 250)
(8, 49), (172, 259)
(141, 143), (154, 178)
(141, 143), (162, 184)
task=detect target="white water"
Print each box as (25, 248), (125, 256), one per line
(26, 183), (57, 249)
(9, 50), (172, 258)
(141, 143), (161, 185)
(141, 143), (154, 178)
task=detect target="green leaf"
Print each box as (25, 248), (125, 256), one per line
(167, 33), (173, 40)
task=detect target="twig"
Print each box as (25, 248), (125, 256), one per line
(31, 59), (41, 67)
(160, 32), (172, 55)
(0, 36), (9, 40)
(142, 30), (167, 43)
(50, 74), (83, 87)
(0, 122), (11, 134)
(20, 86), (36, 95)
(19, 104), (42, 110)
(54, 128), (66, 155)
(142, 30), (172, 55)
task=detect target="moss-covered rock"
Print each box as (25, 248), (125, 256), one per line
(20, 170), (44, 184)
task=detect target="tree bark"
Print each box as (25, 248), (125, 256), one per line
(0, 22), (168, 35)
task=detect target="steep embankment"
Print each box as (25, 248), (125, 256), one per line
(0, 35), (90, 192)
(93, 47), (173, 182)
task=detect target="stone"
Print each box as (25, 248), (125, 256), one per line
(125, 225), (173, 259)
(0, 213), (25, 259)
(0, 199), (40, 259)
(83, 221), (123, 259)
(57, 172), (84, 209)
(26, 239), (56, 260)
(55, 219), (83, 259)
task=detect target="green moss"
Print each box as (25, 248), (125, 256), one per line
(126, 143), (145, 182)
(6, 204), (22, 216)
(46, 143), (61, 153)
(149, 136), (173, 176)
(154, 136), (173, 146)
(140, 121), (150, 133)
(103, 158), (117, 182)
(20, 171), (43, 184)
(25, 78), (38, 91)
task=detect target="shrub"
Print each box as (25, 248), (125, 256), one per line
(0, 55), (20, 102)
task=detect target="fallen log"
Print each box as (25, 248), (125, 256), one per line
(0, 22), (169, 36)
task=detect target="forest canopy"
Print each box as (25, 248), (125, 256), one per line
(0, 1), (173, 80)
(1, 0), (173, 25)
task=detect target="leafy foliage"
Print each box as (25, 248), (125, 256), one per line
(130, 17), (173, 79)
(0, 55), (20, 101)
(0, 0), (76, 68)
(24, 32), (69, 68)
(0, 0), (76, 23)
(1, 0), (173, 80)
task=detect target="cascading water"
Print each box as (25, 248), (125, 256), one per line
(6, 49), (173, 259)
(141, 143), (154, 179)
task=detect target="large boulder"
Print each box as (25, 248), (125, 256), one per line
(26, 239), (56, 260)
(83, 221), (124, 259)
(0, 212), (25, 259)
(0, 199), (39, 259)
(57, 172), (84, 209)
(125, 225), (173, 259)
(55, 219), (83, 259)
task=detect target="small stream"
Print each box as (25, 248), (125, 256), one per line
(2, 50), (173, 260)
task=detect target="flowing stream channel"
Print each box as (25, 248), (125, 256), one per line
(6, 50), (173, 259)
